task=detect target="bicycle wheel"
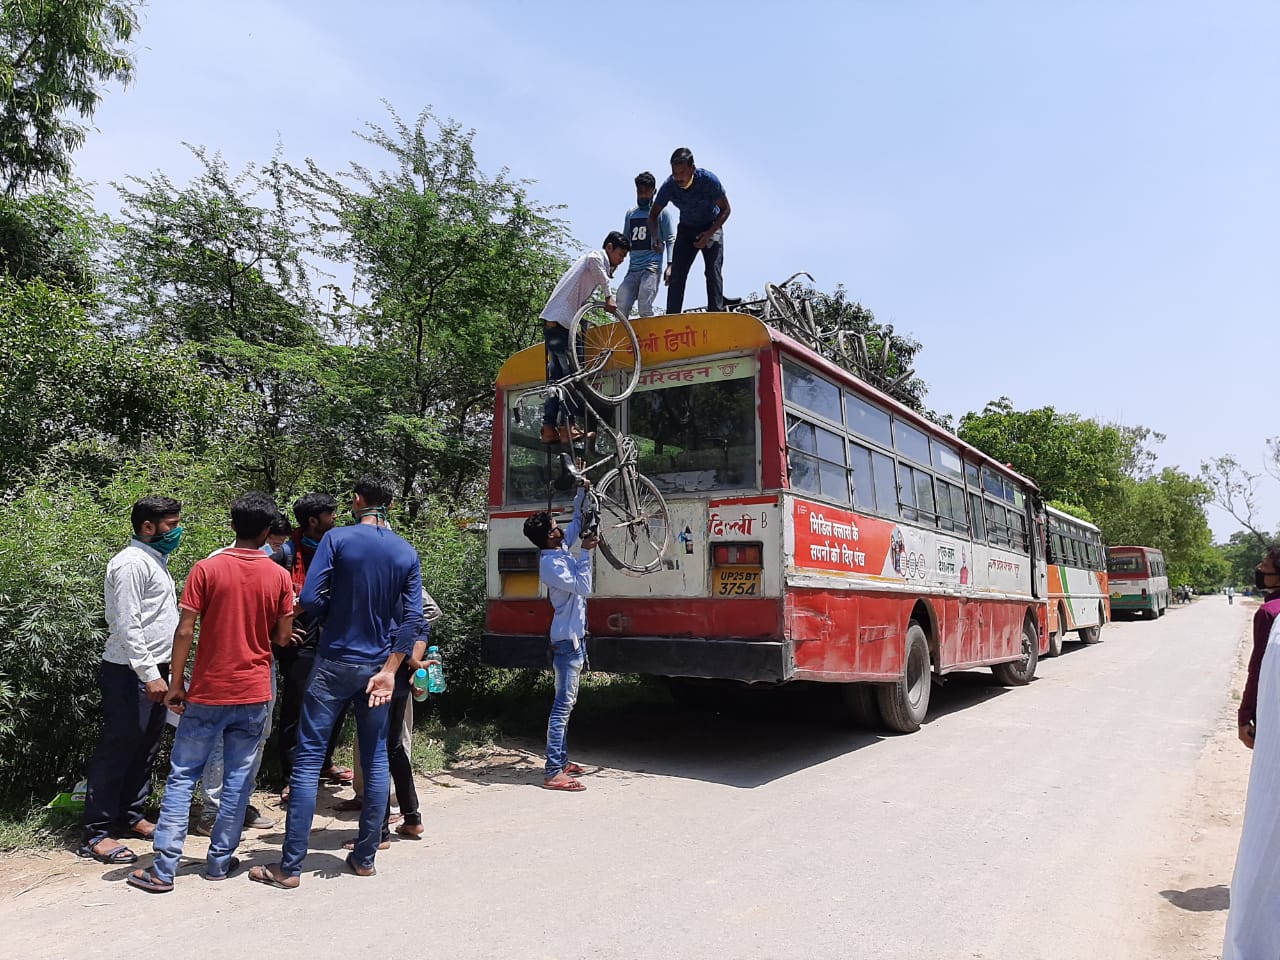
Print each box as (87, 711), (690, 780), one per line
(568, 301), (642, 404)
(593, 468), (671, 576)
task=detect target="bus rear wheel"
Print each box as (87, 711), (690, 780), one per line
(1079, 619), (1102, 644)
(876, 622), (931, 734)
(992, 618), (1039, 686)
(1047, 604), (1067, 657)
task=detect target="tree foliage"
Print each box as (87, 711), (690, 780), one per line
(0, 0), (139, 193)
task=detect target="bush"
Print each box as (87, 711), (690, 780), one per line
(0, 451), (238, 813)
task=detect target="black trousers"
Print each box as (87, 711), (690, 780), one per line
(276, 646), (344, 783)
(81, 660), (170, 845)
(380, 693), (421, 840)
(666, 222), (724, 314)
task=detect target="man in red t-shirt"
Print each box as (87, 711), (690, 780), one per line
(127, 492), (294, 894)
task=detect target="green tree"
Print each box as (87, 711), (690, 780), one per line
(291, 107), (572, 511)
(0, 0), (139, 193)
(110, 147), (330, 493)
(1093, 468), (1216, 587)
(0, 182), (107, 289)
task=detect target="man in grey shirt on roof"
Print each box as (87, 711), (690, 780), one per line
(78, 495), (183, 865)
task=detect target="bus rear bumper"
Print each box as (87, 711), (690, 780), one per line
(480, 633), (794, 684)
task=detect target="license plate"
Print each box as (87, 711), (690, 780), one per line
(1110, 592), (1122, 600)
(713, 567), (761, 597)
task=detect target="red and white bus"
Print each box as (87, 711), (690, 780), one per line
(1106, 546), (1169, 619)
(1044, 506), (1110, 655)
(482, 312), (1049, 732)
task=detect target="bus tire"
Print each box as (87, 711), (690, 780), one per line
(1047, 603), (1067, 657)
(992, 617), (1039, 686)
(842, 682), (882, 729)
(1079, 623), (1101, 644)
(876, 622), (931, 734)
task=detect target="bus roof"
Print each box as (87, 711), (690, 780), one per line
(1108, 545), (1163, 554)
(497, 310), (1040, 493)
(1044, 504), (1101, 533)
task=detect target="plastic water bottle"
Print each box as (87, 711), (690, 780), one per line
(426, 645), (446, 694)
(411, 668), (429, 702)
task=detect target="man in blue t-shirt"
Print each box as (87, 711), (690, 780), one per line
(647, 147), (732, 314)
(618, 171), (675, 318)
(250, 474), (424, 890)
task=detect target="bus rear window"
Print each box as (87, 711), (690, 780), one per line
(629, 359), (758, 494)
(1108, 554), (1146, 574)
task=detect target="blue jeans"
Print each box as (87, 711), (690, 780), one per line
(543, 323), (583, 427)
(545, 638), (585, 779)
(151, 701), (269, 883)
(617, 266), (660, 318)
(282, 658), (390, 876)
(201, 672), (275, 818)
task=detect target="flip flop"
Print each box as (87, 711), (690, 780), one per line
(342, 838), (390, 851)
(205, 856), (241, 881)
(333, 798), (363, 812)
(127, 819), (156, 841)
(324, 765), (355, 784)
(563, 763), (586, 776)
(345, 853), (376, 878)
(248, 864), (299, 890)
(126, 869), (174, 894)
(395, 823), (424, 839)
(542, 777), (586, 792)
(77, 841), (138, 865)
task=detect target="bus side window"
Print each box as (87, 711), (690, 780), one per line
(897, 462), (917, 521)
(969, 492), (986, 541)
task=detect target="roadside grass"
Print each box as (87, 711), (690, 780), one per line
(0, 807), (79, 854)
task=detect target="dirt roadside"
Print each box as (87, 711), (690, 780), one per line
(1137, 603), (1255, 959)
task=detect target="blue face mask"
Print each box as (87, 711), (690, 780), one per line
(143, 525), (184, 556)
(301, 535), (322, 550)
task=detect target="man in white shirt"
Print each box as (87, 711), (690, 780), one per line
(539, 232), (629, 444)
(78, 496), (183, 864)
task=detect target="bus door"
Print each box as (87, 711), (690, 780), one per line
(1029, 499), (1047, 600)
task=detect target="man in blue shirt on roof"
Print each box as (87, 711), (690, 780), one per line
(250, 473), (424, 890)
(523, 484), (599, 792)
(647, 147), (732, 314)
(618, 171), (675, 318)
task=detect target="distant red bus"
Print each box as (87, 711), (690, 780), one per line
(482, 312), (1050, 733)
(1106, 546), (1169, 619)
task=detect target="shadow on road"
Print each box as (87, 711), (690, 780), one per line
(450, 670), (1025, 790)
(1159, 884), (1230, 912)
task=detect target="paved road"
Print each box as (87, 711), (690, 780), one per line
(1, 596), (1250, 960)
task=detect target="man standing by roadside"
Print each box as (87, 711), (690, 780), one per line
(539, 231), (630, 445)
(617, 171), (675, 319)
(276, 493), (352, 796)
(125, 492), (294, 893)
(78, 496), (183, 865)
(522, 483), (599, 792)
(1222, 544), (1280, 957)
(250, 474), (424, 888)
(648, 147), (731, 314)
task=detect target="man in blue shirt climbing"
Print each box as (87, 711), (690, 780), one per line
(523, 484), (599, 792)
(250, 474), (424, 889)
(647, 147), (732, 314)
(618, 171), (675, 318)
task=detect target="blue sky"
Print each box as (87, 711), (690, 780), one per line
(73, 1), (1279, 539)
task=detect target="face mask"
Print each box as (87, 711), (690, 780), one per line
(143, 526), (184, 556)
(352, 506), (389, 522)
(1257, 569), (1275, 590)
(636, 196), (652, 209)
(301, 535), (321, 550)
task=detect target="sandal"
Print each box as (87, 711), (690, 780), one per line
(77, 840), (138, 865)
(126, 869), (173, 894)
(324, 765), (355, 784)
(127, 818), (156, 841)
(205, 856), (241, 881)
(248, 864), (299, 890)
(333, 797), (363, 812)
(395, 822), (424, 838)
(542, 777), (586, 792)
(345, 853), (376, 877)
(564, 763), (586, 776)
(342, 838), (390, 851)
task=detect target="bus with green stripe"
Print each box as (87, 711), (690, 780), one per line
(1044, 505), (1109, 656)
(1106, 546), (1170, 619)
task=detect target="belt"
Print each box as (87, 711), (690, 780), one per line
(544, 320), (564, 328)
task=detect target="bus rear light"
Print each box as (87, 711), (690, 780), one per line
(498, 548), (539, 573)
(712, 542), (763, 567)
(1141, 588), (1148, 598)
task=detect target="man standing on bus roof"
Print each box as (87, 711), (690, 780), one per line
(647, 147), (731, 314)
(539, 232), (630, 446)
(618, 171), (675, 319)
(522, 483), (599, 792)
